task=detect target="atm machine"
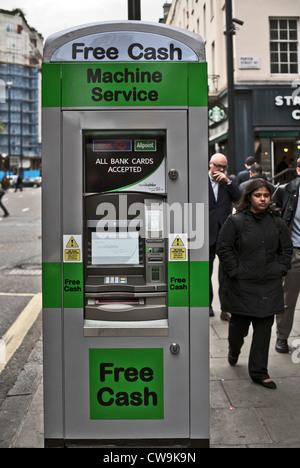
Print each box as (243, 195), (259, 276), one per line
(42, 21), (209, 448)
(83, 130), (168, 335)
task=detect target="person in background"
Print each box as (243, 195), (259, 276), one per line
(239, 163), (271, 192)
(208, 153), (241, 320)
(272, 158), (300, 353)
(15, 173), (23, 192)
(217, 179), (293, 389)
(276, 156), (289, 183)
(0, 186), (9, 217)
(1, 176), (10, 191)
(236, 156), (256, 186)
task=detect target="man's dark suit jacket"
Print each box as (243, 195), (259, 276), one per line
(272, 176), (300, 229)
(209, 177), (241, 246)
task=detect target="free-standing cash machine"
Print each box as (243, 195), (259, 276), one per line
(42, 21), (209, 448)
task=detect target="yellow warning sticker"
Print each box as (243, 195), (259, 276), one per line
(169, 233), (188, 261)
(170, 248), (186, 260)
(65, 249), (80, 262)
(66, 236), (79, 248)
(63, 235), (82, 263)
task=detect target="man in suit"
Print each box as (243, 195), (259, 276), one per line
(209, 153), (241, 320)
(272, 158), (300, 353)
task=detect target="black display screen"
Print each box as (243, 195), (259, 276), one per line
(84, 130), (166, 193)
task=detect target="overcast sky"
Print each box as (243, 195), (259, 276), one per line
(1, 0), (167, 40)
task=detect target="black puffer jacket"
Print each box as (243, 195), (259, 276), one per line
(216, 210), (293, 318)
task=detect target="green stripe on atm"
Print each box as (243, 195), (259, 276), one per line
(168, 261), (189, 307)
(63, 263), (84, 308)
(188, 62), (208, 107)
(42, 262), (84, 308)
(168, 261), (209, 307)
(42, 262), (62, 308)
(190, 261), (209, 307)
(42, 63), (61, 107)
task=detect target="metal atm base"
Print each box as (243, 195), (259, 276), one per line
(44, 438), (210, 448)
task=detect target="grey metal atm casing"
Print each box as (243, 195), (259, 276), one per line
(42, 21), (209, 448)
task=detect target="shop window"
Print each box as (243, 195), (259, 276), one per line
(255, 133), (300, 183)
(270, 18), (298, 74)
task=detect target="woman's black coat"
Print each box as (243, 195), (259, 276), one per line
(216, 210), (293, 318)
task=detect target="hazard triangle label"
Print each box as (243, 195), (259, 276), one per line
(66, 236), (79, 248)
(171, 236), (184, 247)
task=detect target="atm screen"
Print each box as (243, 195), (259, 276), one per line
(91, 232), (139, 265)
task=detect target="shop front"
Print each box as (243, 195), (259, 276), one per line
(209, 86), (300, 182)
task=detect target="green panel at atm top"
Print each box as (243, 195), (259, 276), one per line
(42, 62), (207, 108)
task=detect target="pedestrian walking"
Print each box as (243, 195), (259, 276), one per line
(239, 163), (270, 192)
(1, 176), (10, 191)
(272, 157), (300, 353)
(0, 187), (9, 217)
(208, 153), (241, 320)
(217, 179), (293, 389)
(15, 173), (23, 192)
(236, 156), (256, 186)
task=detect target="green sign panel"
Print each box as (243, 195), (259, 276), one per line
(42, 62), (208, 108)
(89, 348), (164, 420)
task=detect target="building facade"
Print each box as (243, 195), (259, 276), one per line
(0, 8), (43, 175)
(166, 0), (300, 181)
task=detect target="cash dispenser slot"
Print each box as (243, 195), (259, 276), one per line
(94, 297), (141, 305)
(84, 292), (168, 337)
(85, 292), (167, 320)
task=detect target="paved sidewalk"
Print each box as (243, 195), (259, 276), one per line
(210, 263), (300, 448)
(0, 335), (44, 448)
(4, 263), (300, 448)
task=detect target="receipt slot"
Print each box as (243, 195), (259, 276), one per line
(42, 22), (209, 448)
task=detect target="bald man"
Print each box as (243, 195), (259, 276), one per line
(209, 153), (241, 320)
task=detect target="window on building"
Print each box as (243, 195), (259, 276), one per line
(7, 38), (20, 50)
(4, 23), (13, 32)
(270, 18), (298, 74)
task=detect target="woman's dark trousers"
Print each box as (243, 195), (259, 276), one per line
(228, 314), (274, 381)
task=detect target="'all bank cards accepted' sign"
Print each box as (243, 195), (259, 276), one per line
(84, 130), (165, 193)
(89, 348), (164, 420)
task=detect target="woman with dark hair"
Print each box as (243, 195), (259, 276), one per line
(217, 179), (293, 389)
